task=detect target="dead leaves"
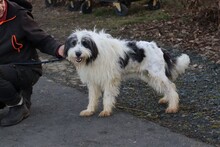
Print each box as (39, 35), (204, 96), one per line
(118, 14), (220, 64)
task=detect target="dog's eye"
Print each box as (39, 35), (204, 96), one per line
(72, 40), (77, 46)
(82, 40), (90, 48)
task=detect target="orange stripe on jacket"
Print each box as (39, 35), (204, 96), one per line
(0, 16), (16, 25)
(11, 35), (23, 52)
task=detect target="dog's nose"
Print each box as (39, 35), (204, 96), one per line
(75, 51), (82, 57)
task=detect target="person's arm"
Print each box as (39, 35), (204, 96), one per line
(21, 11), (63, 57)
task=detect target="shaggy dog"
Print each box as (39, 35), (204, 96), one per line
(64, 30), (190, 117)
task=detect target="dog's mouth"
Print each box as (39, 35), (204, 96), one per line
(75, 57), (82, 63)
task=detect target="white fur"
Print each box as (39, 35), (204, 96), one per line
(66, 30), (190, 117)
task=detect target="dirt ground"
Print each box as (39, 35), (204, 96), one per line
(31, 0), (219, 146)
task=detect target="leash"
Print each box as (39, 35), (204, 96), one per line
(13, 58), (65, 65)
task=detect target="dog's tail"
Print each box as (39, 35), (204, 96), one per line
(163, 51), (190, 81)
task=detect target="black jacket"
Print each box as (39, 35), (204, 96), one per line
(0, 1), (61, 75)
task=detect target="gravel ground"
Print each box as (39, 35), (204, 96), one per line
(31, 0), (220, 146)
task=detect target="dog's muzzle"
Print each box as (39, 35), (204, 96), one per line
(75, 51), (82, 63)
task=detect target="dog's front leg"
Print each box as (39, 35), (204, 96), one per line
(99, 80), (120, 117)
(80, 84), (101, 117)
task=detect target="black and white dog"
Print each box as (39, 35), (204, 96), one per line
(64, 30), (190, 117)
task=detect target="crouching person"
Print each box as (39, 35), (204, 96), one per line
(0, 0), (64, 126)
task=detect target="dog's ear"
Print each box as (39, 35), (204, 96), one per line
(127, 41), (145, 63)
(82, 37), (99, 64)
(64, 35), (77, 58)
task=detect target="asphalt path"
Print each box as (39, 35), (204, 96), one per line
(0, 77), (213, 147)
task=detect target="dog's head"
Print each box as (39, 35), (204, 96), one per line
(64, 31), (99, 66)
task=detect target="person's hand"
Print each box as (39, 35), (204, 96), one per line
(57, 45), (65, 57)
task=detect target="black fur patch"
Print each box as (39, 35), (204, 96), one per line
(127, 41), (146, 63)
(162, 49), (176, 78)
(64, 35), (78, 57)
(81, 37), (99, 65)
(119, 53), (129, 68)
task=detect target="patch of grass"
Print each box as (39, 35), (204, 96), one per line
(207, 95), (220, 99)
(211, 122), (220, 129)
(93, 7), (115, 17)
(90, 6), (171, 28)
(56, 0), (180, 31)
(162, 0), (185, 11)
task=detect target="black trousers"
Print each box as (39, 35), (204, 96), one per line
(0, 64), (40, 106)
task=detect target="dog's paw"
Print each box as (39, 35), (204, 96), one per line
(158, 97), (168, 104)
(165, 107), (179, 113)
(98, 111), (111, 117)
(79, 110), (94, 117)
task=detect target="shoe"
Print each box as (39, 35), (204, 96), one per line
(20, 87), (32, 109)
(0, 104), (30, 127)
